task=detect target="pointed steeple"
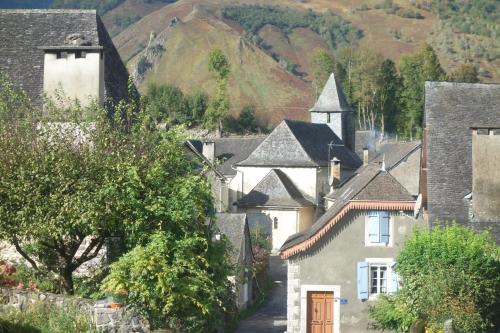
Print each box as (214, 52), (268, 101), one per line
(309, 73), (352, 113)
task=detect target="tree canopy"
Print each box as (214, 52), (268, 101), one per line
(369, 225), (500, 333)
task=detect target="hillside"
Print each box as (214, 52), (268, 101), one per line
(1, 0), (498, 125)
(107, 0), (499, 126)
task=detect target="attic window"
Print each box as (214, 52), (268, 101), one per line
(75, 51), (86, 59)
(56, 51), (67, 59)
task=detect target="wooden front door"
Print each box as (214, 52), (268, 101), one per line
(307, 291), (333, 333)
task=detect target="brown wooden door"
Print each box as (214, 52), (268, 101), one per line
(307, 291), (334, 333)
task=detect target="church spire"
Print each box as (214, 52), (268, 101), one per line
(309, 72), (351, 113)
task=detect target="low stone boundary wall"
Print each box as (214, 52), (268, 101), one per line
(0, 287), (150, 333)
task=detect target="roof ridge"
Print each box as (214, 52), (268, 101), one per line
(386, 142), (421, 171)
(273, 169), (307, 201)
(283, 120), (319, 165)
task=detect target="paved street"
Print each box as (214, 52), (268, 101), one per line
(234, 256), (287, 333)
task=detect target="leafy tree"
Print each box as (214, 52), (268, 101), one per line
(145, 83), (190, 125)
(208, 48), (230, 80)
(205, 49), (231, 136)
(0, 71), (37, 125)
(238, 105), (259, 133)
(397, 43), (445, 139)
(449, 64), (480, 83)
(102, 231), (233, 332)
(188, 90), (209, 124)
(310, 48), (335, 99)
(370, 225), (500, 333)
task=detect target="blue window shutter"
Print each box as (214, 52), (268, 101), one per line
(368, 212), (380, 243)
(380, 211), (390, 243)
(357, 262), (369, 300)
(387, 262), (399, 294)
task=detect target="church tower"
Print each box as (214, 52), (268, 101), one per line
(310, 73), (355, 150)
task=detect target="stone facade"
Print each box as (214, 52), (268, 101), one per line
(0, 287), (149, 333)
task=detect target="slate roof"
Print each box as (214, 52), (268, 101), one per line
(237, 169), (315, 208)
(215, 213), (250, 265)
(188, 137), (265, 176)
(281, 164), (414, 252)
(424, 81), (500, 233)
(370, 141), (421, 170)
(238, 120), (362, 169)
(0, 9), (129, 109)
(309, 73), (352, 112)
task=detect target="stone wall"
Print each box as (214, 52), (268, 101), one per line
(0, 287), (150, 333)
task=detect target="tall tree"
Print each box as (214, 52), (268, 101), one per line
(397, 43), (445, 139)
(310, 48), (335, 99)
(378, 59), (400, 135)
(205, 48), (231, 137)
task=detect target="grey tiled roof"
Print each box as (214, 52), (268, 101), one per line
(281, 164), (413, 251)
(187, 137), (265, 176)
(215, 213), (249, 265)
(370, 141), (421, 170)
(309, 73), (352, 112)
(238, 120), (362, 169)
(213, 137), (265, 175)
(237, 169), (315, 208)
(0, 9), (129, 109)
(424, 81), (500, 232)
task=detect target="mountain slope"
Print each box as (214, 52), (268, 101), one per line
(123, 4), (312, 124)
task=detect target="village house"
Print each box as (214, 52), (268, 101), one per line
(421, 81), (500, 242)
(0, 9), (129, 108)
(214, 213), (255, 310)
(280, 141), (423, 333)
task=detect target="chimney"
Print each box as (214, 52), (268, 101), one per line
(202, 140), (215, 163)
(363, 147), (369, 165)
(329, 157), (341, 189)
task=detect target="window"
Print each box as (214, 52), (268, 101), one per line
(273, 217), (278, 229)
(327, 113), (331, 123)
(366, 211), (390, 246)
(75, 50), (86, 59)
(370, 265), (387, 294)
(56, 51), (67, 59)
(357, 260), (398, 300)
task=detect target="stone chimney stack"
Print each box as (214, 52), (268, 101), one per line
(363, 147), (369, 165)
(202, 140), (215, 163)
(329, 157), (341, 190)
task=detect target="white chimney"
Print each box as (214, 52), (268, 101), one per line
(363, 147), (369, 165)
(202, 141), (215, 163)
(329, 157), (341, 190)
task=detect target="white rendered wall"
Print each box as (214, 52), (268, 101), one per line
(247, 208), (299, 251)
(43, 51), (104, 107)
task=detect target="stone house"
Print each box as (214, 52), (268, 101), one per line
(421, 81), (500, 241)
(214, 213), (254, 309)
(0, 9), (129, 109)
(280, 142), (424, 333)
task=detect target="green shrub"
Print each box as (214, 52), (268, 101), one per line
(369, 225), (500, 332)
(0, 302), (94, 333)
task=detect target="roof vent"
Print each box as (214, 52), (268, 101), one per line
(65, 33), (91, 46)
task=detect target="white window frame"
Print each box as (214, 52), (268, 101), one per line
(300, 284), (341, 333)
(365, 258), (394, 300)
(364, 211), (394, 247)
